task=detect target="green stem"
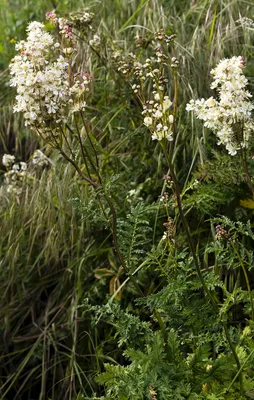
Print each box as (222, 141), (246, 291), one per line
(231, 241), (254, 322)
(222, 321), (243, 393)
(73, 116), (93, 180)
(103, 192), (144, 297)
(153, 307), (171, 360)
(60, 125), (76, 161)
(172, 70), (178, 138)
(169, 69), (178, 161)
(57, 147), (98, 189)
(66, 122), (100, 183)
(80, 112), (100, 173)
(168, 159), (215, 304)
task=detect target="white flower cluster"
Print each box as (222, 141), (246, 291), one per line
(135, 59), (174, 141)
(2, 154), (15, 167)
(1, 150), (50, 195)
(31, 150), (50, 167)
(117, 52), (138, 75)
(186, 56), (254, 155)
(113, 29), (176, 142)
(9, 21), (92, 140)
(142, 93), (174, 141)
(237, 17), (254, 29)
(89, 34), (101, 48)
(58, 18), (74, 39)
(70, 11), (95, 25)
(161, 219), (174, 243)
(2, 154), (29, 195)
(118, 56), (174, 140)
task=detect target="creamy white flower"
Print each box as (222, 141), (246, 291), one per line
(32, 149), (50, 167)
(20, 162), (27, 171)
(144, 117), (153, 126)
(12, 163), (20, 171)
(1, 151), (52, 196)
(151, 130), (173, 141)
(206, 97), (216, 107)
(162, 231), (167, 240)
(154, 110), (162, 119)
(237, 16), (254, 29)
(162, 97), (172, 112)
(2, 154), (15, 167)
(168, 115), (174, 124)
(89, 34), (101, 47)
(186, 56), (254, 155)
(9, 21), (92, 140)
(2, 160), (30, 195)
(130, 50), (174, 143)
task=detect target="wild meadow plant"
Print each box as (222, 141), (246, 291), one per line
(2, 2), (254, 399)
(1, 150), (50, 195)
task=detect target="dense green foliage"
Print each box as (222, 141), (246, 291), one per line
(0, 0), (254, 399)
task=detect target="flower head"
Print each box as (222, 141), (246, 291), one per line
(2, 154), (15, 167)
(9, 20), (92, 141)
(186, 56), (254, 155)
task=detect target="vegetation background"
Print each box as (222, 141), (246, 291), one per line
(0, 0), (254, 399)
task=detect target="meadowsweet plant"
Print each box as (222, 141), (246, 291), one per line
(124, 30), (254, 397)
(9, 19), (92, 143)
(122, 30), (177, 141)
(31, 149), (51, 167)
(8, 11), (148, 300)
(186, 56), (254, 156)
(1, 150), (50, 195)
(1, 155), (29, 195)
(113, 30), (177, 141)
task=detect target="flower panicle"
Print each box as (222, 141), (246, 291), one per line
(186, 56), (254, 155)
(9, 18), (93, 141)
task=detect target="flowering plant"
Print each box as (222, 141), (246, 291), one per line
(1, 150), (50, 195)
(9, 19), (93, 143)
(186, 56), (254, 155)
(116, 30), (177, 142)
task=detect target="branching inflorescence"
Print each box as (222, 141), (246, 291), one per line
(186, 56), (254, 155)
(1, 150), (50, 195)
(116, 30), (177, 142)
(9, 19), (93, 142)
